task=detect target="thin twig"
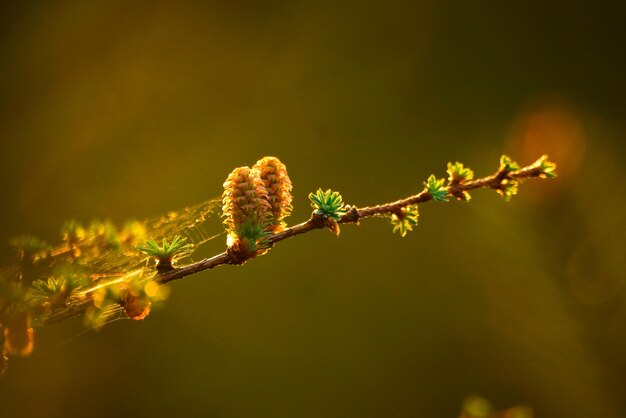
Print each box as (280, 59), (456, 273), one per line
(158, 161), (546, 284)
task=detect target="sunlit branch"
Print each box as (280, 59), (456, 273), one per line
(158, 158), (550, 284)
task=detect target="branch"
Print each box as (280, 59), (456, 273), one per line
(0, 154), (556, 370)
(158, 155), (555, 284)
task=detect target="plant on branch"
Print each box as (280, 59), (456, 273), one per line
(136, 236), (195, 272)
(0, 153), (556, 373)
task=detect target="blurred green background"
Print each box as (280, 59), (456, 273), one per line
(1, 1), (625, 417)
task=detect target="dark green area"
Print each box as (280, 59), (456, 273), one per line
(0, 1), (625, 417)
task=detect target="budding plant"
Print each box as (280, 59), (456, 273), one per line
(0, 154), (556, 373)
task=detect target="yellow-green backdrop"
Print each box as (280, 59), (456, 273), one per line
(0, 1), (624, 417)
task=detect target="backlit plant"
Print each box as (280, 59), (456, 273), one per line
(424, 175), (449, 202)
(0, 154), (556, 373)
(390, 205), (419, 237)
(136, 235), (194, 272)
(222, 165), (275, 260)
(309, 189), (347, 221)
(253, 156), (293, 232)
(447, 162), (474, 201)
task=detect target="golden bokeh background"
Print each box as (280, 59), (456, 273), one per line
(1, 1), (625, 417)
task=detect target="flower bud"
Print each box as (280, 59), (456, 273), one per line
(123, 293), (151, 321)
(252, 157), (293, 231)
(222, 166), (272, 247)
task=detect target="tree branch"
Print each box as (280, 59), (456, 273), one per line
(0, 153), (556, 370)
(158, 158), (551, 284)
